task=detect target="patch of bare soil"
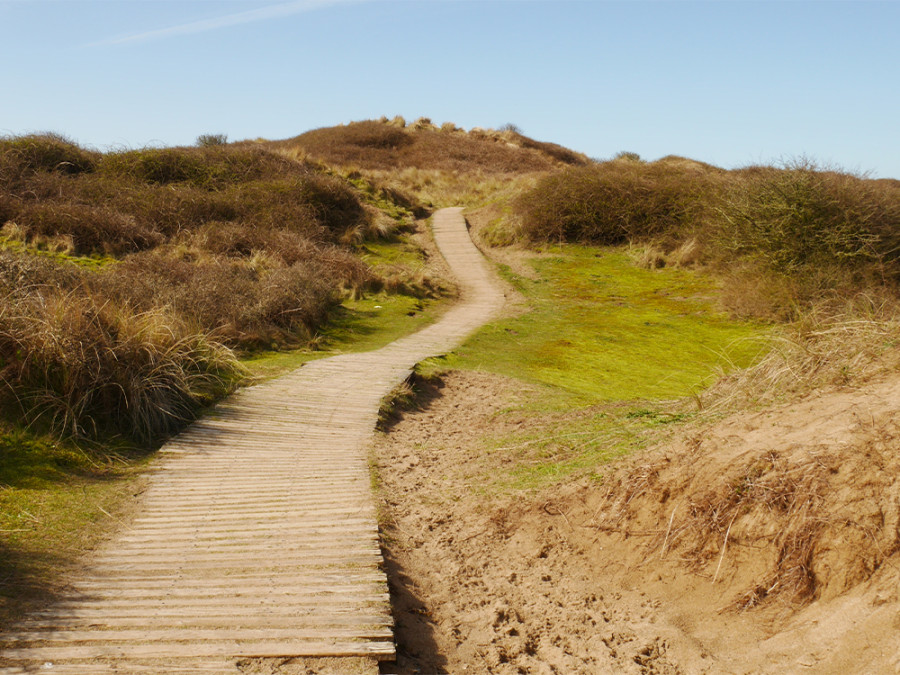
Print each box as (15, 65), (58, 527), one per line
(372, 370), (900, 674)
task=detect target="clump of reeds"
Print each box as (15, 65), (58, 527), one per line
(0, 290), (244, 445)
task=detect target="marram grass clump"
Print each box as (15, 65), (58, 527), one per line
(0, 290), (245, 446)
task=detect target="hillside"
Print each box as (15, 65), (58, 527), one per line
(4, 120), (900, 672)
(276, 116), (589, 173)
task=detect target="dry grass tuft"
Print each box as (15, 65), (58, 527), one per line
(0, 290), (243, 445)
(705, 296), (900, 409)
(596, 417), (900, 609)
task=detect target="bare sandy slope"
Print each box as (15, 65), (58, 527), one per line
(372, 369), (900, 674)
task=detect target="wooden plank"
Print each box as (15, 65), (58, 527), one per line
(4, 627), (394, 643)
(0, 639), (395, 660)
(37, 595), (391, 611)
(22, 615), (392, 630)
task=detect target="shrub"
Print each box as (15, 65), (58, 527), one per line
(0, 133), (98, 177)
(292, 173), (368, 234)
(92, 250), (370, 348)
(12, 202), (162, 255)
(514, 160), (717, 244)
(98, 145), (309, 189)
(336, 121), (412, 150)
(196, 133), (228, 147)
(283, 118), (585, 173)
(0, 250), (83, 296)
(718, 161), (900, 279)
(0, 291), (243, 444)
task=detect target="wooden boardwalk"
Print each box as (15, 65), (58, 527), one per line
(0, 208), (505, 674)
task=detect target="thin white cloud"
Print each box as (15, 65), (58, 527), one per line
(88, 0), (364, 47)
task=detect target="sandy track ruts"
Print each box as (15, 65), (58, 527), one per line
(0, 208), (505, 674)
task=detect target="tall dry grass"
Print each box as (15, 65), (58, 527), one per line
(0, 290), (243, 444)
(0, 133), (407, 442)
(704, 294), (900, 409)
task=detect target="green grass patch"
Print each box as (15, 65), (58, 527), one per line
(419, 244), (769, 491)
(0, 236), (116, 270)
(0, 427), (149, 625)
(357, 239), (423, 269)
(426, 245), (768, 405)
(482, 400), (688, 492)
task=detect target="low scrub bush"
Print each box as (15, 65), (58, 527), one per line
(282, 119), (586, 174)
(514, 160), (719, 244)
(0, 133), (98, 178)
(196, 133), (228, 147)
(0, 133), (403, 441)
(10, 202), (162, 255)
(338, 121), (413, 150)
(718, 160), (900, 280)
(0, 250), (83, 296)
(98, 145), (308, 189)
(92, 249), (370, 347)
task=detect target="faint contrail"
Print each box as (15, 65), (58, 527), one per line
(88, 0), (366, 47)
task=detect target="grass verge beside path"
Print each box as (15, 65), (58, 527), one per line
(418, 244), (770, 490)
(1, 236), (453, 628)
(242, 291), (448, 380)
(0, 429), (151, 626)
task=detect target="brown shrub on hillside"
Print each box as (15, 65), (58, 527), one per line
(97, 144), (308, 188)
(280, 120), (588, 174)
(514, 159), (722, 245)
(0, 134), (396, 440)
(0, 250), (83, 295)
(9, 202), (163, 255)
(92, 249), (370, 347)
(719, 161), (900, 279)
(0, 133), (98, 179)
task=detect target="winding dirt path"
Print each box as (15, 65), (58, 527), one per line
(0, 208), (505, 674)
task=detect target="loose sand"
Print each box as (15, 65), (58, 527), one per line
(372, 369), (900, 674)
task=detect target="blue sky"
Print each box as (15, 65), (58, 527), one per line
(1, 0), (898, 178)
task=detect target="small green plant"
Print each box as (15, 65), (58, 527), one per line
(196, 133), (228, 147)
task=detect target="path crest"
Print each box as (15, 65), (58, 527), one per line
(0, 208), (505, 674)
